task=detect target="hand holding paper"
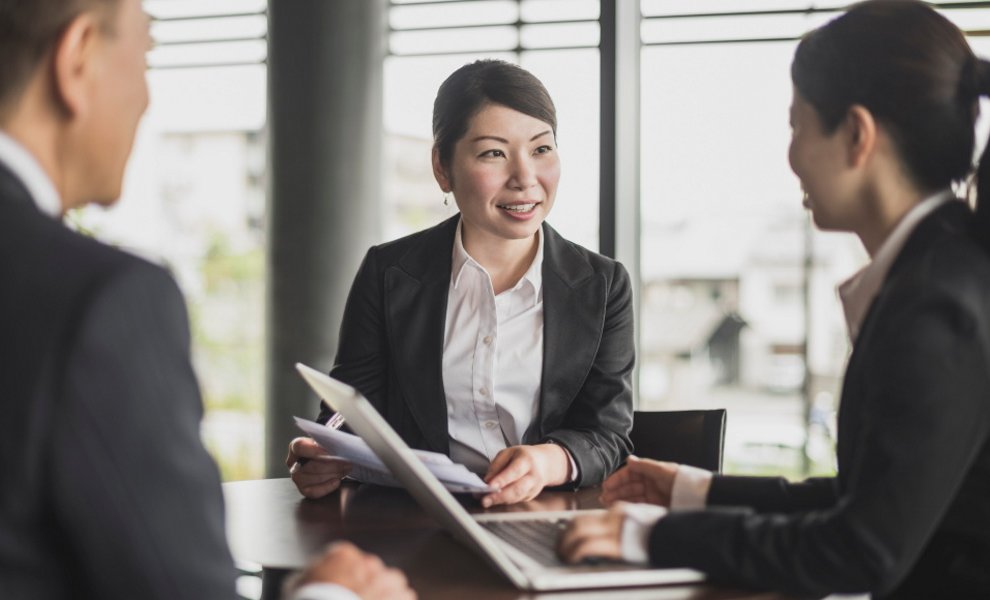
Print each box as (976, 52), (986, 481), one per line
(294, 417), (496, 493)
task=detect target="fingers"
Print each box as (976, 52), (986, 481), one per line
(557, 511), (624, 564)
(483, 448), (539, 507)
(599, 456), (677, 506)
(600, 460), (648, 504)
(484, 447), (517, 484)
(600, 480), (651, 505)
(290, 454), (352, 499)
(601, 463), (637, 492)
(289, 437), (332, 462)
(362, 565), (418, 600)
(297, 478), (343, 499)
(485, 448), (530, 489)
(482, 473), (540, 507)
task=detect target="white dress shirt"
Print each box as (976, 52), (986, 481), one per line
(0, 130), (61, 217)
(619, 189), (957, 563)
(0, 129), (353, 600)
(443, 220), (546, 474)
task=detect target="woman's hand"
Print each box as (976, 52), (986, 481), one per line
(286, 437), (352, 499)
(600, 455), (679, 506)
(481, 444), (571, 507)
(557, 504), (626, 564)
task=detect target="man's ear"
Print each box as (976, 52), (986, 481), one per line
(51, 13), (100, 118)
(845, 104), (876, 169)
(432, 147), (452, 192)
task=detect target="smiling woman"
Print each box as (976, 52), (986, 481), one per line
(286, 59), (635, 507)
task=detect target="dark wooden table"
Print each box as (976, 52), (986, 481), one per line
(223, 478), (790, 600)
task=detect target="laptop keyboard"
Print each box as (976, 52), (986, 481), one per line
(480, 518), (569, 567)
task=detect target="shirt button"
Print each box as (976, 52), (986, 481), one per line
(483, 335), (492, 345)
(479, 387), (489, 396)
(484, 420), (498, 430)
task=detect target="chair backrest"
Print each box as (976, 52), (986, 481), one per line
(629, 409), (727, 473)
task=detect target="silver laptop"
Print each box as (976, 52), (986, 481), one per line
(295, 363), (705, 591)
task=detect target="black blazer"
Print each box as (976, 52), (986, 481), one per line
(0, 164), (236, 598)
(319, 215), (634, 486)
(646, 201), (990, 599)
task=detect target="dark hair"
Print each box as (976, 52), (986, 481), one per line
(792, 0), (990, 247)
(0, 0), (120, 116)
(432, 59), (557, 170)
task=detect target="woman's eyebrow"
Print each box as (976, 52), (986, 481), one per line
(468, 130), (553, 143)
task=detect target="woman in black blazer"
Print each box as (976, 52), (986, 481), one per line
(561, 2), (990, 598)
(288, 60), (634, 507)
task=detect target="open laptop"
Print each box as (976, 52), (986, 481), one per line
(295, 363), (705, 591)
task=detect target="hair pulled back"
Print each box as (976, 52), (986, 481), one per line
(792, 0), (990, 248)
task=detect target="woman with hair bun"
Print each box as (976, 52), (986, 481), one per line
(560, 2), (990, 598)
(287, 59), (634, 508)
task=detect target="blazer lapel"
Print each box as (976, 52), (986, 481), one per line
(384, 217), (458, 453)
(536, 223), (605, 441)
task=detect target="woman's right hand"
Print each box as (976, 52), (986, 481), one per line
(287, 437), (352, 499)
(599, 455), (679, 507)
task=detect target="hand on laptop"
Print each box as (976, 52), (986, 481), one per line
(481, 443), (571, 507)
(287, 437), (353, 499)
(556, 504), (625, 564)
(599, 455), (678, 507)
(286, 541), (417, 600)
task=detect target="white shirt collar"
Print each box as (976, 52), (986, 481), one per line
(450, 218), (544, 298)
(838, 189), (955, 342)
(0, 130), (61, 218)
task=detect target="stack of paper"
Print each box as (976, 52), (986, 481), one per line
(294, 417), (495, 493)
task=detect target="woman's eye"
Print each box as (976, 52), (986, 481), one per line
(481, 149), (506, 158)
(534, 145), (554, 155)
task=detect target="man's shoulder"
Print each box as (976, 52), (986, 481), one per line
(0, 201), (179, 329)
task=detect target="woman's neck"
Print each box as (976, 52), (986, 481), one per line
(461, 225), (540, 295)
(855, 177), (931, 258)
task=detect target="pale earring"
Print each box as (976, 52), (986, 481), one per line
(443, 192), (451, 207)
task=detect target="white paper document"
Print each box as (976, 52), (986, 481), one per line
(293, 416), (496, 493)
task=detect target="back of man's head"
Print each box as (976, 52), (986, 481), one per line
(0, 0), (120, 117)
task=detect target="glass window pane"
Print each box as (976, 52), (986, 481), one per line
(393, 0), (470, 5)
(390, 1), (518, 29)
(390, 27), (519, 55)
(640, 42), (862, 477)
(74, 62), (268, 481)
(521, 22), (600, 48)
(640, 0), (847, 17)
(146, 0), (266, 19)
(641, 12), (838, 44)
(148, 40), (267, 68)
(945, 7), (990, 31)
(151, 15), (267, 44)
(521, 0), (600, 22)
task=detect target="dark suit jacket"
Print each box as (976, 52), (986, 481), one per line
(646, 201), (990, 599)
(0, 163), (237, 598)
(318, 215), (634, 486)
